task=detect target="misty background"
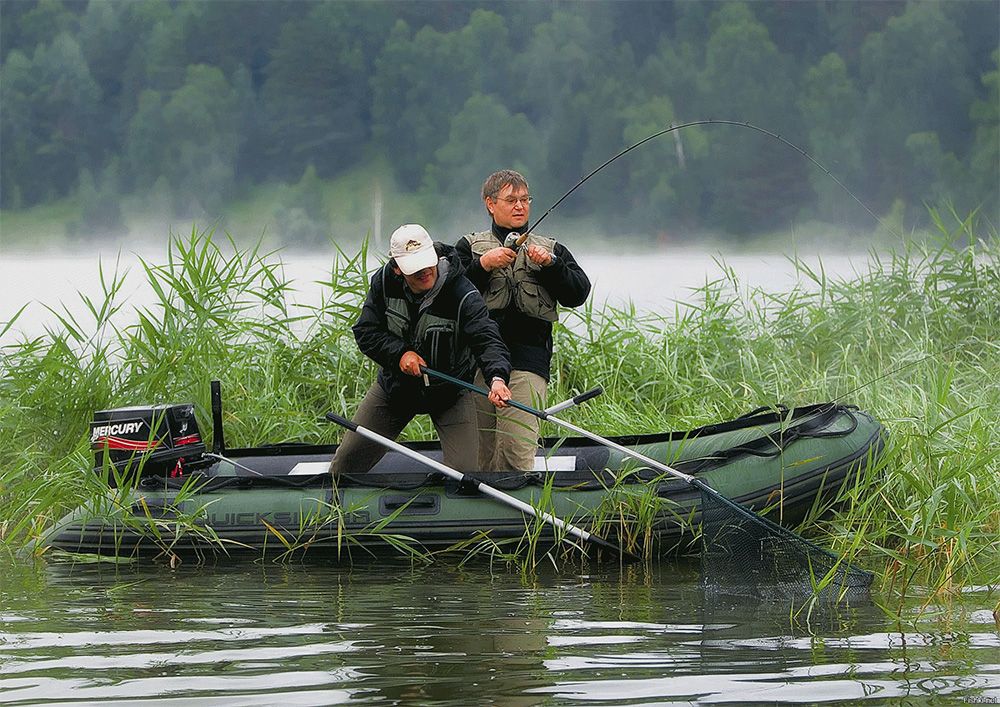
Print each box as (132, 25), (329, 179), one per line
(0, 0), (997, 253)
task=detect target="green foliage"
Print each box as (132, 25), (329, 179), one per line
(2, 217), (997, 598)
(701, 2), (797, 127)
(620, 97), (689, 228)
(511, 8), (637, 211)
(423, 93), (542, 214)
(125, 65), (244, 216)
(0, 32), (101, 207)
(372, 10), (509, 186)
(0, 1), (996, 238)
(260, 2), (378, 179)
(272, 164), (331, 245)
(798, 53), (862, 221)
(67, 162), (127, 240)
(859, 2), (976, 210)
(969, 50), (1000, 225)
(2, 0), (79, 58)
(904, 132), (965, 217)
(698, 3), (808, 232)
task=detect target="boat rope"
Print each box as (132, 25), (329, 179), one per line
(204, 452), (266, 477)
(524, 119), (893, 238)
(198, 453), (331, 489)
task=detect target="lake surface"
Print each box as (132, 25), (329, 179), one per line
(2, 248), (999, 703)
(0, 248), (869, 342)
(1, 558), (997, 705)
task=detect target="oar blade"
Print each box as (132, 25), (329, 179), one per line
(588, 533), (642, 562)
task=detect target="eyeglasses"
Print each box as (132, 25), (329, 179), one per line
(493, 195), (532, 206)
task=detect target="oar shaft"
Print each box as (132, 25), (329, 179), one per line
(325, 413), (597, 546)
(471, 479), (595, 544)
(545, 387), (603, 415)
(421, 367), (696, 484)
(543, 413), (697, 484)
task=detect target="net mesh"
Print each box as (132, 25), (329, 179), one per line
(697, 480), (873, 602)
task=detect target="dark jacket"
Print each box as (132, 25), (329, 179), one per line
(353, 243), (511, 414)
(455, 224), (591, 381)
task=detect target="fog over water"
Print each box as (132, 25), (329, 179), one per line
(0, 246), (868, 343)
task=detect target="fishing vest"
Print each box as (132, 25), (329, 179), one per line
(381, 268), (476, 375)
(464, 231), (559, 322)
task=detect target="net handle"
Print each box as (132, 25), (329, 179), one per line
(422, 366), (874, 592)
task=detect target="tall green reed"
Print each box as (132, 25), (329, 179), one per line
(551, 209), (998, 600)
(0, 226), (372, 553)
(1, 216), (997, 602)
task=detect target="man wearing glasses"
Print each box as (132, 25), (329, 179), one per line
(456, 169), (592, 472)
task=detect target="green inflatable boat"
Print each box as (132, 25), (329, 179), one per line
(38, 395), (885, 560)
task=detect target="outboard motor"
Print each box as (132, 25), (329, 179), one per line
(90, 403), (207, 484)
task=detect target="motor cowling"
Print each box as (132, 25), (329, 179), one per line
(90, 403), (206, 483)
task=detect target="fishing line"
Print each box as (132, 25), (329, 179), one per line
(524, 119), (892, 237)
(830, 342), (966, 404)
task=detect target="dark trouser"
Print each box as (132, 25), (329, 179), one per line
(328, 382), (478, 476)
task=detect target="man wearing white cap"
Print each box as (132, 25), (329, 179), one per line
(329, 224), (513, 477)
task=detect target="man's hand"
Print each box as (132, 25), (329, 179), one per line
(399, 351), (427, 376)
(488, 379), (512, 408)
(480, 247), (516, 271)
(525, 244), (553, 266)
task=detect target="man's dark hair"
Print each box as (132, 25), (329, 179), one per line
(482, 170), (529, 201)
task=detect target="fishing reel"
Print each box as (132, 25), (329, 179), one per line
(503, 232), (559, 267)
(503, 232), (523, 251)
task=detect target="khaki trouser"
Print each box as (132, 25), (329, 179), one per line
(474, 369), (547, 472)
(328, 382), (478, 476)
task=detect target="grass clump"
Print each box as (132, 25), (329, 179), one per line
(551, 208), (998, 602)
(1, 212), (997, 605)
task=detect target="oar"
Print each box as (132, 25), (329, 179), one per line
(420, 365), (703, 484)
(425, 374), (603, 415)
(324, 412), (635, 560)
(543, 386), (603, 414)
(420, 366), (874, 595)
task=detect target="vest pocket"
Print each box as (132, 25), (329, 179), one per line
(424, 323), (456, 369)
(485, 271), (513, 310)
(515, 280), (558, 322)
(385, 304), (409, 339)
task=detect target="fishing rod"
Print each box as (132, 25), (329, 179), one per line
(511, 119), (962, 410)
(521, 119), (892, 239)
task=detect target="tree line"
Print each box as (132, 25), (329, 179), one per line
(1, 0), (997, 242)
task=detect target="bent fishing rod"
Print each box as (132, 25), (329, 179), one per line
(518, 119), (892, 241)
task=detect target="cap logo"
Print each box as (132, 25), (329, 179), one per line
(404, 239), (423, 252)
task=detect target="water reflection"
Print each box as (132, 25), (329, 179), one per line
(0, 559), (996, 704)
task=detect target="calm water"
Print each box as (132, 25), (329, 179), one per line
(1, 558), (997, 705)
(4, 249), (997, 703)
(0, 249), (868, 342)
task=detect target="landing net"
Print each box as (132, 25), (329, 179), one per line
(697, 480), (873, 601)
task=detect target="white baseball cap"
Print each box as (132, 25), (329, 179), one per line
(389, 224), (438, 275)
